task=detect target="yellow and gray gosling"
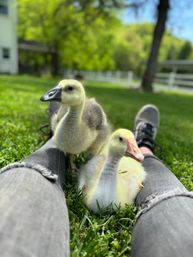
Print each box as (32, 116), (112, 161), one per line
(40, 79), (110, 156)
(78, 129), (146, 213)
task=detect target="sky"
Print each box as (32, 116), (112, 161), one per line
(121, 0), (193, 42)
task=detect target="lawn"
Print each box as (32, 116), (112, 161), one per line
(1, 75), (193, 256)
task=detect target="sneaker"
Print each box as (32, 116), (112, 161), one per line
(133, 104), (160, 152)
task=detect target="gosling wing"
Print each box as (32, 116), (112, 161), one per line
(83, 98), (107, 130)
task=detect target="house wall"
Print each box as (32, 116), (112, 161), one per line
(0, 0), (18, 74)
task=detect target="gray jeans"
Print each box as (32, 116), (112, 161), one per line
(1, 143), (193, 257)
(132, 155), (193, 257)
(0, 139), (69, 257)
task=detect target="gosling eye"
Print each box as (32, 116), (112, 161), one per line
(119, 137), (123, 142)
(65, 85), (75, 92)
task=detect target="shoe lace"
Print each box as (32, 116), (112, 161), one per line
(134, 122), (155, 146)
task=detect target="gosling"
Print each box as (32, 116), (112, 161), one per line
(40, 79), (110, 156)
(78, 129), (146, 213)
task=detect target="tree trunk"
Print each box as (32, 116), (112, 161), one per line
(141, 0), (170, 92)
(51, 44), (59, 76)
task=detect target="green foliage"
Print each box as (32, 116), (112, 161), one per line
(18, 0), (119, 71)
(113, 23), (193, 75)
(177, 41), (192, 59)
(160, 31), (184, 60)
(61, 17), (117, 71)
(113, 24), (146, 74)
(18, 0), (193, 74)
(1, 75), (193, 256)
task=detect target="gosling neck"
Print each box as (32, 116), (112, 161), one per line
(102, 152), (122, 177)
(68, 105), (84, 121)
(66, 95), (86, 123)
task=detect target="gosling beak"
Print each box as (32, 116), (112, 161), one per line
(40, 86), (62, 102)
(125, 137), (144, 163)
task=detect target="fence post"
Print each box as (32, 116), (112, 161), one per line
(115, 71), (121, 81)
(168, 71), (176, 88)
(128, 71), (133, 84)
(168, 67), (177, 88)
(106, 71), (111, 82)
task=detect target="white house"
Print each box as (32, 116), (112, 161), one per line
(0, 0), (18, 74)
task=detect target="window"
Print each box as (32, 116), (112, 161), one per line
(2, 48), (10, 59)
(0, 0), (8, 15)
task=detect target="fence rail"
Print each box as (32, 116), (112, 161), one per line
(155, 72), (193, 88)
(64, 70), (135, 87)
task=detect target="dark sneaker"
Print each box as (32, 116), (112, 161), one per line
(133, 104), (160, 152)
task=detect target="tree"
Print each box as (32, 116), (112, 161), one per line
(141, 0), (170, 91)
(113, 24), (145, 73)
(18, 0), (82, 75)
(93, 0), (170, 91)
(18, 0), (118, 75)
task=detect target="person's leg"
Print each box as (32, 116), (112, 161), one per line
(0, 139), (70, 257)
(131, 105), (193, 257)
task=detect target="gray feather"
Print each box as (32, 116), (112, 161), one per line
(48, 102), (68, 132)
(83, 98), (106, 130)
(48, 102), (61, 119)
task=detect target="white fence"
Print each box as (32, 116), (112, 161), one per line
(63, 69), (193, 89)
(64, 70), (135, 87)
(155, 72), (193, 88)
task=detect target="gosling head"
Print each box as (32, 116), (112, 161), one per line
(40, 79), (85, 106)
(108, 129), (144, 162)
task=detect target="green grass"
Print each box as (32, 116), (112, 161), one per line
(1, 75), (193, 256)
